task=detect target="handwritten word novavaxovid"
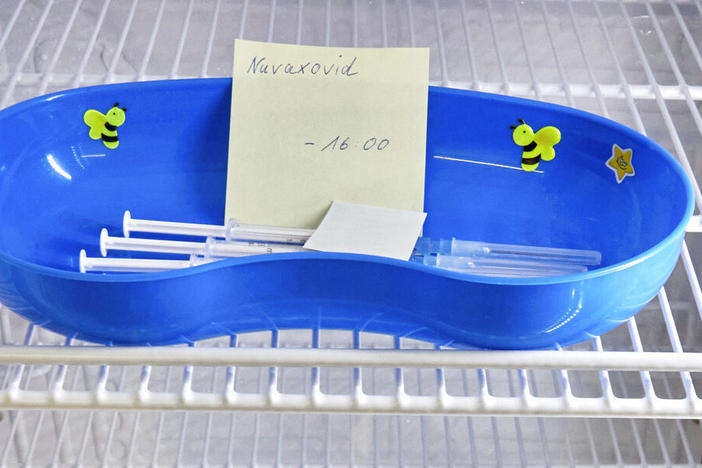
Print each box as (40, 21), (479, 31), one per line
(246, 54), (359, 77)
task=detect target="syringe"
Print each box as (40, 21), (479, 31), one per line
(414, 238), (601, 266)
(123, 211), (313, 244)
(121, 213), (601, 266)
(415, 254), (588, 277)
(100, 229), (307, 257)
(80, 250), (217, 273)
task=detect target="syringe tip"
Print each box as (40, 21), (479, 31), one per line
(123, 210), (132, 238)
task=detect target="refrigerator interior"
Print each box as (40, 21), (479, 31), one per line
(1, 0), (702, 465)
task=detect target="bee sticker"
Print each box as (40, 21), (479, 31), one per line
(606, 144), (634, 183)
(84, 102), (126, 149)
(510, 119), (561, 172)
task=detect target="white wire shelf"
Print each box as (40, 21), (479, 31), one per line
(0, 305), (701, 418)
(1, 0), (702, 464)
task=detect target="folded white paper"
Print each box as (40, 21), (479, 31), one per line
(304, 201), (427, 260)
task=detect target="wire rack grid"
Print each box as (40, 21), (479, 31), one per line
(1, 0), (702, 466)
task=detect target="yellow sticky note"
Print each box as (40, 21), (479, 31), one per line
(225, 40), (430, 229)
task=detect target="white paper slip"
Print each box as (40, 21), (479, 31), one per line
(304, 201), (427, 260)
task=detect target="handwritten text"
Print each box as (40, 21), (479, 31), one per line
(247, 54), (359, 77)
(305, 136), (391, 152)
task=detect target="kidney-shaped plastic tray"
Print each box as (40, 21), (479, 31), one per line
(0, 79), (692, 349)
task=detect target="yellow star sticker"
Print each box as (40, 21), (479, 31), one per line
(606, 144), (635, 183)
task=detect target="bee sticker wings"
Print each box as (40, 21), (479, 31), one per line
(83, 109), (107, 140)
(533, 126), (561, 161)
(83, 103), (126, 149)
(510, 119), (561, 172)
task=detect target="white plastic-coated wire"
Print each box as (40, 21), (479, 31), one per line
(626, 317), (655, 399)
(459, 0), (479, 90)
(2, 5), (702, 466)
(136, 0), (166, 81)
(169, 0), (194, 80)
(36, 0), (83, 95)
(615, 0), (702, 210)
(105, 0), (139, 84)
(669, 0), (702, 75)
(615, 372), (647, 464)
(0, 0), (54, 108)
(0, 1), (26, 61)
(71, 0), (111, 89)
(199, 0), (222, 78)
(661, 374), (696, 465)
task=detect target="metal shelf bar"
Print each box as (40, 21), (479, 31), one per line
(432, 0), (448, 86)
(615, 0), (702, 210)
(169, 0), (194, 79)
(200, 362), (217, 467)
(136, 0), (165, 81)
(71, 0), (111, 88)
(200, 0), (221, 78)
(485, 0), (509, 93)
(9, 68), (702, 102)
(490, 415), (502, 467)
(657, 289), (697, 403)
(514, 0), (541, 99)
(662, 373), (695, 465)
(459, 0), (479, 89)
(0, 0), (54, 108)
(266, 0), (277, 43)
(539, 0), (574, 106)
(36, 0), (83, 95)
(406, 0), (415, 47)
(626, 318), (655, 398)
(106, 0), (139, 84)
(0, 0), (700, 446)
(125, 412), (141, 466)
(14, 385), (688, 415)
(150, 367), (172, 467)
(568, 1), (608, 114)
(529, 371), (553, 467)
(681, 241), (702, 322)
(0, 0), (27, 61)
(100, 366), (125, 467)
(607, 417), (624, 465)
(49, 338), (77, 467)
(238, 0), (249, 40)
(324, 0), (331, 46)
(615, 372), (647, 464)
(380, 0), (388, 47)
(1, 346), (701, 371)
(0, 326), (34, 465)
(509, 375), (528, 465)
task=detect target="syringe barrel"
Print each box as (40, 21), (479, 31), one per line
(101, 229), (207, 256)
(448, 239), (601, 266)
(80, 250), (192, 273)
(206, 237), (308, 256)
(123, 211), (226, 238)
(225, 219), (313, 244)
(420, 254), (588, 277)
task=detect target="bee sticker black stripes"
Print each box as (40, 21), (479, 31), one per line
(83, 103), (126, 150)
(510, 119), (561, 172)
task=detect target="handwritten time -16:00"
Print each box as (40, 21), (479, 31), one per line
(304, 136), (390, 152)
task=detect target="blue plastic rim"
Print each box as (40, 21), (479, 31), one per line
(0, 79), (693, 349)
